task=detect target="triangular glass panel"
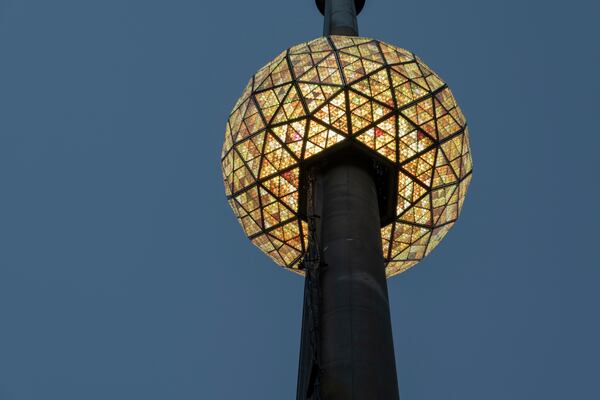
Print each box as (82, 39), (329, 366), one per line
(356, 115), (396, 162)
(313, 91), (348, 134)
(400, 98), (436, 137)
(260, 187), (296, 229)
(298, 83), (341, 113)
(232, 161), (254, 193)
(237, 99), (265, 140)
(398, 193), (432, 225)
(348, 91), (392, 133)
(458, 173), (472, 211)
(259, 132), (298, 178)
(351, 70), (394, 107)
(396, 170), (428, 214)
(385, 261), (418, 278)
(398, 125), (435, 163)
(432, 149), (459, 188)
(431, 184), (459, 225)
(234, 131), (265, 178)
(402, 148), (436, 187)
(356, 42), (385, 63)
(425, 223), (454, 256)
(271, 120), (306, 158)
(308, 37), (332, 52)
(271, 85), (306, 124)
(304, 119), (345, 159)
(379, 42), (414, 64)
(389, 222), (431, 259)
(257, 58), (292, 91)
(254, 85), (290, 124)
(291, 51), (331, 79)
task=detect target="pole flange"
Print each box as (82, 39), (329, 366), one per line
(315, 0), (365, 15)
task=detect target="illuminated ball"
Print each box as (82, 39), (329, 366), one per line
(222, 36), (472, 277)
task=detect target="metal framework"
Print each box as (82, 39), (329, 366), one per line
(296, 172), (323, 399)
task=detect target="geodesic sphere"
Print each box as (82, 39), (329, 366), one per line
(221, 36), (472, 277)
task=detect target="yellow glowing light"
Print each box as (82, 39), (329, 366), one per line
(222, 36), (473, 277)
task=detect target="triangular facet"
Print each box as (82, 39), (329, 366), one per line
(259, 132), (298, 178)
(228, 98), (250, 139)
(271, 121), (306, 158)
(379, 42), (414, 64)
(330, 35), (357, 50)
(432, 184), (459, 225)
(313, 91), (348, 133)
(418, 62), (445, 91)
(234, 187), (262, 236)
(440, 135), (463, 176)
(435, 88), (457, 112)
(271, 85), (306, 124)
(437, 114), (462, 140)
(231, 160), (254, 193)
(394, 62), (430, 90)
(385, 261), (418, 278)
(460, 131), (473, 178)
(304, 119), (345, 159)
(339, 53), (382, 83)
(237, 99), (265, 140)
(317, 53), (344, 85)
(254, 85), (290, 123)
(351, 69), (394, 107)
(357, 42), (385, 63)
(262, 174), (297, 200)
(298, 53), (343, 85)
(398, 194), (432, 225)
(298, 83), (341, 113)
(392, 73), (429, 107)
(268, 220), (302, 251)
(255, 59), (291, 92)
(458, 173), (472, 211)
(254, 53), (287, 91)
(400, 98), (436, 137)
(381, 224), (394, 260)
(307, 37), (332, 52)
(402, 148), (436, 187)
(398, 122), (435, 162)
(259, 187), (296, 229)
(233, 78), (253, 112)
(425, 223), (453, 256)
(222, 122), (234, 159)
(432, 150), (459, 188)
(234, 131), (265, 178)
(348, 91), (392, 134)
(356, 115), (396, 162)
(290, 51), (331, 78)
(396, 170), (428, 214)
(389, 222), (431, 259)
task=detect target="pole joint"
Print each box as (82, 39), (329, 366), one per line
(317, 0), (364, 36)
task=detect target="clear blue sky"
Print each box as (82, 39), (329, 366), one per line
(1, 0), (598, 399)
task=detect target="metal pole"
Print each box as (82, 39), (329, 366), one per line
(315, 162), (399, 399)
(323, 0), (359, 36)
(298, 2), (400, 398)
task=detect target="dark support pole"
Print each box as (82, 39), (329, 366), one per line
(316, 163), (399, 399)
(298, 1), (400, 398)
(323, 0), (359, 36)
